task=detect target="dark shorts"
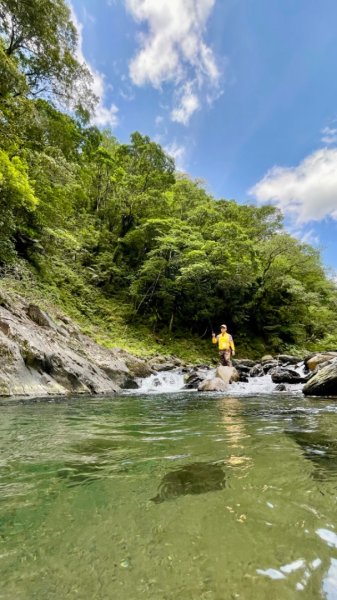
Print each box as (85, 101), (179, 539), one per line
(219, 350), (232, 366)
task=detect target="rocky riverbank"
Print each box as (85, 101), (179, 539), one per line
(1, 289), (337, 398)
(0, 290), (160, 397)
(184, 353), (337, 397)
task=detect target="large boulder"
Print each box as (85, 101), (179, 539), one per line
(216, 365), (240, 384)
(198, 377), (228, 392)
(305, 353), (337, 372)
(270, 367), (304, 384)
(303, 359), (337, 396)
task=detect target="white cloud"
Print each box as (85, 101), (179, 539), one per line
(125, 0), (221, 125)
(171, 81), (200, 124)
(70, 5), (119, 128)
(164, 141), (186, 169)
(249, 148), (337, 224)
(321, 126), (337, 145)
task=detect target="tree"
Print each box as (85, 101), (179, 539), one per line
(0, 0), (95, 110)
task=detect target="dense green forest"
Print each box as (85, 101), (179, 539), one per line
(1, 0), (337, 359)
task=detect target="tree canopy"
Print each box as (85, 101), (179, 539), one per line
(1, 0), (337, 355)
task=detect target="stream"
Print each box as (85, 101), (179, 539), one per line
(1, 374), (337, 599)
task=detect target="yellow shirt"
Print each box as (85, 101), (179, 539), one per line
(212, 332), (235, 352)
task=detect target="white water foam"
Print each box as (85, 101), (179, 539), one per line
(135, 369), (304, 396)
(136, 370), (186, 394)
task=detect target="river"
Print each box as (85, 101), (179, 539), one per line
(1, 379), (337, 599)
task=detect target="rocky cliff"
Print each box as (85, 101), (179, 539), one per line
(0, 290), (152, 397)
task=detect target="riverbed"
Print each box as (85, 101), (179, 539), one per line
(1, 390), (337, 599)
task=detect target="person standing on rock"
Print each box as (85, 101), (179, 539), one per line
(212, 324), (235, 366)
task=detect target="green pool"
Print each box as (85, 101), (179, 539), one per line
(1, 392), (337, 599)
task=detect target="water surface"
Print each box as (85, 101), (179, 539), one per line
(1, 392), (337, 599)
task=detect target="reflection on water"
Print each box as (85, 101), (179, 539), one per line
(1, 393), (337, 599)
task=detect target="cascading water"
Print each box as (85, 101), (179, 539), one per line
(135, 366), (304, 395)
(136, 370), (186, 393)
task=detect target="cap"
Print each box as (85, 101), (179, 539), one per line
(220, 324), (227, 328)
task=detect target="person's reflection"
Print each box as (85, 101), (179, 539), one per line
(217, 397), (253, 474)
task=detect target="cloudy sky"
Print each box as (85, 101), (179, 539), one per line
(70, 0), (337, 272)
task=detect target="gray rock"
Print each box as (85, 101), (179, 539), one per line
(216, 366), (240, 384)
(262, 361), (278, 374)
(303, 359), (337, 397)
(277, 354), (302, 365)
(0, 296), (138, 397)
(305, 352), (337, 372)
(270, 367), (303, 384)
(27, 304), (56, 328)
(261, 354), (274, 363)
(198, 377), (228, 392)
(232, 359), (256, 368)
(184, 367), (210, 389)
(275, 383), (287, 391)
(249, 364), (264, 377)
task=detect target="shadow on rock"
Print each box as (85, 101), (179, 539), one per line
(151, 461), (226, 503)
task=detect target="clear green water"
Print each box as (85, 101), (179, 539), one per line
(1, 392), (337, 600)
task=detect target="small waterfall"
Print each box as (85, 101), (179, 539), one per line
(134, 365), (305, 395)
(136, 370), (186, 394)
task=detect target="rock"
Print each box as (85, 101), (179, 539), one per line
(151, 462), (226, 503)
(232, 359), (256, 368)
(249, 364), (264, 377)
(261, 355), (274, 363)
(275, 383), (287, 391)
(115, 352), (153, 378)
(184, 367), (210, 390)
(0, 297), (136, 397)
(270, 367), (303, 384)
(148, 355), (177, 371)
(277, 354), (301, 365)
(198, 377), (228, 392)
(26, 304), (56, 328)
(216, 365), (240, 384)
(262, 361), (278, 374)
(120, 377), (139, 390)
(306, 353), (337, 372)
(303, 359), (337, 396)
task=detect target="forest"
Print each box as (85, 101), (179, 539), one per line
(1, 0), (337, 359)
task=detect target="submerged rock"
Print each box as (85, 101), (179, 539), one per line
(151, 462), (226, 503)
(303, 359), (337, 397)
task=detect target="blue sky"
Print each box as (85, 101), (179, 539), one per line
(70, 0), (337, 273)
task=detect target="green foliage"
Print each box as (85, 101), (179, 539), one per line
(0, 148), (38, 262)
(0, 7), (336, 357)
(0, 0), (95, 110)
